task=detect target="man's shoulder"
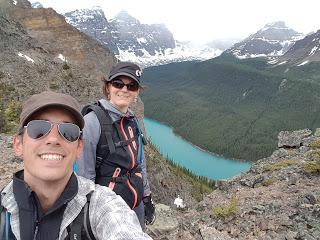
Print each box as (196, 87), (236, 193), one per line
(76, 175), (118, 199)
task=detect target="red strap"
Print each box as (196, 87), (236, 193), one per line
(108, 167), (121, 190)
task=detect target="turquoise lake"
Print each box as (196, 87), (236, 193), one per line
(144, 118), (251, 180)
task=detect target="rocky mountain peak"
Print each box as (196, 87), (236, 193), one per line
(31, 1), (42, 8)
(264, 21), (286, 29)
(227, 21), (304, 58)
(64, 8), (176, 61)
(113, 10), (140, 24)
(64, 7), (110, 29)
(63, 7), (223, 67)
(277, 29), (320, 65)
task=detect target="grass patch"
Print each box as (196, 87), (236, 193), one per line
(213, 195), (239, 219)
(262, 177), (277, 186)
(303, 160), (320, 174)
(310, 151), (320, 161)
(263, 159), (298, 172)
(310, 139), (320, 148)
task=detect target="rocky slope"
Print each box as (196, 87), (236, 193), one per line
(277, 30), (320, 66)
(0, 0), (117, 104)
(1, 0), (116, 75)
(146, 129), (320, 239)
(2, 122), (319, 239)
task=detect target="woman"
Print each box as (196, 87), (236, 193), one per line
(76, 62), (155, 229)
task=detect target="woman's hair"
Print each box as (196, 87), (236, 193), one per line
(102, 76), (111, 99)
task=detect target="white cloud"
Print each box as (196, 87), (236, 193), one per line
(31, 0), (320, 44)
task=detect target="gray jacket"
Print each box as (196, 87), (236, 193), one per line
(1, 174), (152, 240)
(76, 99), (151, 196)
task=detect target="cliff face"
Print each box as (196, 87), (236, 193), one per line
(0, 0), (118, 104)
(2, 0), (116, 75)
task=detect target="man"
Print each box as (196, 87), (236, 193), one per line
(0, 91), (151, 239)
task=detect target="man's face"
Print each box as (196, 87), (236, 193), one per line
(13, 107), (83, 186)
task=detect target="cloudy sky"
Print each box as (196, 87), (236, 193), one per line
(30, 0), (320, 44)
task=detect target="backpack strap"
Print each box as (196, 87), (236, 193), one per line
(83, 103), (115, 171)
(1, 191), (14, 240)
(83, 193), (95, 240)
(133, 118), (147, 165)
(0, 193), (5, 240)
(67, 191), (95, 240)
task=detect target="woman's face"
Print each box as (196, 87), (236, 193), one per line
(107, 76), (140, 113)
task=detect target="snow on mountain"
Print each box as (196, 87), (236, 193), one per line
(118, 41), (222, 67)
(31, 1), (42, 8)
(226, 21), (304, 59)
(63, 7), (221, 67)
(275, 30), (320, 65)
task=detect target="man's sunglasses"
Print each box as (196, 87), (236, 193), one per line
(110, 79), (139, 92)
(24, 120), (82, 142)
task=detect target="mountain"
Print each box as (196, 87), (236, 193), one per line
(140, 54), (320, 161)
(64, 9), (174, 64)
(63, 8), (221, 67)
(30, 1), (42, 8)
(276, 30), (320, 66)
(226, 21), (304, 59)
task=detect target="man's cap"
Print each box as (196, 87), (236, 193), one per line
(107, 62), (143, 84)
(20, 91), (85, 129)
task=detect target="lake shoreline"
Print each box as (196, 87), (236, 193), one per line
(144, 117), (251, 180)
(144, 117), (249, 163)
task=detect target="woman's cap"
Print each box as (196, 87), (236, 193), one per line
(107, 62), (143, 84)
(19, 91), (85, 130)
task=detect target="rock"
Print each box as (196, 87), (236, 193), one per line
(199, 226), (235, 240)
(303, 193), (317, 205)
(314, 128), (320, 137)
(278, 129), (312, 148)
(271, 148), (288, 158)
(146, 204), (180, 238)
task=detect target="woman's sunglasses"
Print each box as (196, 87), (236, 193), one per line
(24, 120), (82, 142)
(111, 79), (139, 92)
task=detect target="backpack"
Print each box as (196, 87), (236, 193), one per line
(81, 102), (147, 209)
(0, 192), (95, 240)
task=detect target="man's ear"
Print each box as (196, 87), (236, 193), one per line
(76, 139), (84, 159)
(13, 135), (23, 157)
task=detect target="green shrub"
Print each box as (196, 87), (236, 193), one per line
(148, 142), (215, 201)
(3, 100), (22, 133)
(213, 195), (239, 218)
(263, 159), (298, 172)
(62, 62), (70, 70)
(5, 101), (22, 122)
(303, 161), (320, 174)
